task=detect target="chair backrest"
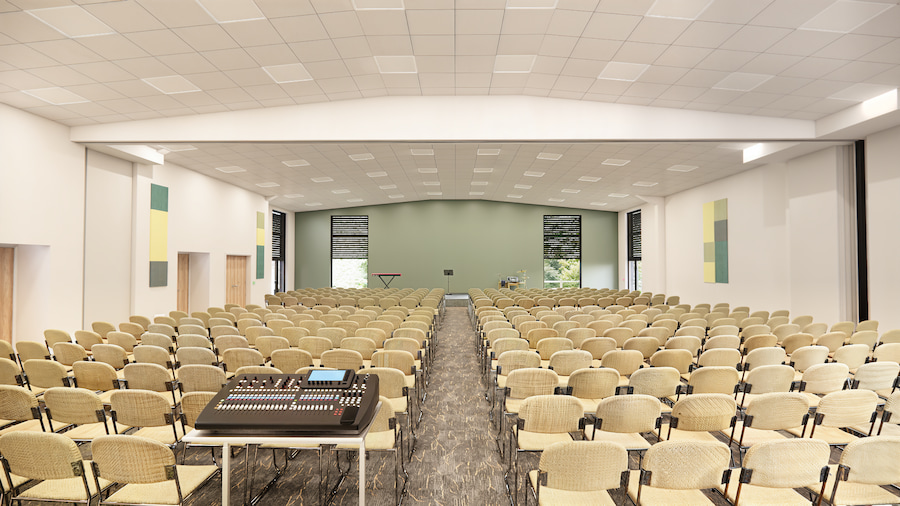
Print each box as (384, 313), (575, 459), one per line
(640, 440), (731, 490)
(743, 346), (786, 371)
(271, 348), (314, 374)
(623, 336), (659, 360)
(836, 436), (900, 487)
(177, 364), (226, 393)
(567, 368), (618, 400)
(873, 342), (900, 363)
(107, 331), (138, 352)
(739, 439), (829, 490)
(0, 431), (86, 481)
(848, 330), (878, 351)
(72, 361), (117, 392)
(649, 349), (693, 373)
(370, 349), (415, 374)
(341, 337), (377, 359)
(704, 335), (740, 350)
(814, 389), (879, 430)
(742, 334), (778, 354)
(536, 337), (573, 360)
(123, 363), (172, 393)
(742, 392), (810, 432)
(833, 344), (869, 370)
(547, 350), (592, 376)
(43, 329), (72, 347)
(782, 333), (815, 355)
(852, 361), (899, 392)
(140, 333), (174, 352)
(320, 349), (364, 370)
(43, 386), (105, 427)
(538, 440), (628, 493)
(599, 349), (644, 377)
(688, 366), (740, 395)
(815, 332), (847, 353)
(789, 345), (829, 373)
(109, 389), (174, 428)
(222, 348), (265, 372)
(595, 394), (661, 433)
(363, 367), (407, 401)
(669, 393), (736, 433)
(629, 366), (681, 399)
(496, 349), (541, 376)
(742, 364), (794, 395)
(518, 394), (583, 434)
(133, 345), (172, 370)
(181, 391), (216, 427)
(505, 368), (559, 399)
(580, 337), (616, 359)
(23, 359), (69, 388)
(801, 362), (850, 394)
(52, 342), (88, 366)
(91, 435), (177, 486)
(256, 336), (290, 360)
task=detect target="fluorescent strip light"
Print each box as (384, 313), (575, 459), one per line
(713, 72), (773, 92)
(548, 198), (565, 202)
(427, 192), (443, 196)
(477, 149), (501, 156)
(597, 62), (649, 82)
(602, 159), (630, 166)
(347, 198), (364, 203)
(305, 202), (322, 207)
(667, 165), (698, 172)
(633, 181), (658, 187)
(379, 185), (397, 190)
(561, 189), (580, 193)
(537, 152), (563, 161)
(216, 166), (245, 173)
(590, 202), (608, 206)
(195, 0), (266, 23)
(799, 0), (892, 33)
(388, 194), (404, 199)
(367, 171), (388, 177)
(256, 182), (280, 188)
(506, 0), (558, 8)
(523, 171), (545, 177)
(26, 6), (115, 38)
(645, 0), (713, 20)
(156, 144), (197, 152)
(471, 181), (489, 186)
(282, 159), (310, 167)
(410, 149), (434, 156)
(514, 184), (532, 190)
(263, 64), (313, 84)
(469, 192), (484, 196)
(375, 56), (418, 74)
(349, 153), (375, 161)
(142, 76), (201, 94)
(22, 87), (89, 105)
(311, 177), (334, 183)
(608, 193), (629, 198)
(474, 167), (493, 173)
(332, 189), (350, 194)
(417, 168), (438, 174)
(423, 181), (441, 186)
(578, 176), (601, 182)
(508, 194), (524, 199)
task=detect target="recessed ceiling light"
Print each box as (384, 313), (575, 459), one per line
(375, 56), (418, 74)
(667, 165), (698, 172)
(388, 194), (404, 199)
(469, 192), (484, 196)
(282, 159), (310, 167)
(216, 166), (245, 173)
(506, 0), (558, 8)
(417, 168), (438, 174)
(508, 194), (524, 199)
(494, 55), (536, 73)
(22, 87), (89, 105)
(410, 148), (433, 156)
(608, 193), (630, 198)
(352, 0), (404, 10)
(305, 202), (322, 207)
(597, 62), (649, 82)
(311, 177), (334, 183)
(263, 64), (313, 84)
(548, 198), (565, 202)
(524, 171), (545, 177)
(537, 152), (563, 161)
(195, 0), (266, 23)
(284, 194), (304, 199)
(514, 184), (532, 190)
(423, 181), (441, 186)
(26, 6), (115, 38)
(142, 76), (201, 94)
(602, 159), (630, 166)
(633, 181), (658, 187)
(347, 198), (364, 203)
(379, 185), (397, 190)
(427, 192), (443, 196)
(349, 153), (375, 161)
(157, 144), (197, 152)
(332, 189), (350, 194)
(471, 181), (489, 186)
(590, 202), (608, 206)
(578, 176), (601, 182)
(474, 167), (493, 173)
(477, 149), (501, 156)
(799, 0), (892, 33)
(645, 0), (713, 20)
(256, 182), (280, 188)
(561, 189), (580, 194)
(713, 73), (773, 92)
(367, 171), (388, 177)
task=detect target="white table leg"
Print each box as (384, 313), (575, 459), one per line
(222, 442), (231, 505)
(359, 440), (366, 505)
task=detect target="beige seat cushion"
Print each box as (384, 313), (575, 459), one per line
(585, 430), (651, 450)
(103, 465), (218, 505)
(627, 470), (716, 505)
(515, 431), (573, 451)
(15, 460), (111, 502)
(528, 470), (617, 506)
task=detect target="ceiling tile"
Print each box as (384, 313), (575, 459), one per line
(696, 49), (758, 72)
(538, 35), (579, 57)
(305, 59), (350, 79)
(570, 38), (620, 60)
(749, 0), (833, 29)
(674, 21), (742, 48)
(270, 14), (330, 43)
(0, 44), (60, 69)
(594, 0), (654, 16)
(84, 1), (164, 33)
(653, 45), (713, 67)
(157, 53), (218, 75)
(497, 35), (544, 55)
(411, 35), (454, 56)
(629, 17), (692, 45)
(184, 71), (240, 90)
(357, 10), (409, 36)
(202, 48), (259, 71)
(778, 56), (847, 79)
(612, 42), (668, 64)
(546, 8), (591, 37)
(173, 25), (241, 52)
(255, 0), (317, 18)
(860, 39), (900, 64)
(456, 35), (500, 56)
(719, 25), (791, 52)
(814, 33), (893, 60)
(501, 9), (554, 35)
(30, 39), (106, 65)
(135, 0), (216, 28)
(245, 44), (301, 66)
(697, 0), (773, 24)
(560, 58), (605, 78)
(124, 30), (194, 57)
(69, 61), (135, 82)
(407, 9), (454, 35)
(290, 39), (341, 61)
(365, 35), (413, 55)
(455, 9), (504, 35)
(581, 12), (642, 41)
(27, 65), (94, 87)
(0, 11), (66, 43)
(415, 55), (453, 72)
(221, 20), (285, 47)
(765, 29), (841, 57)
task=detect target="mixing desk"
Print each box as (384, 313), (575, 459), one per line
(194, 370), (379, 435)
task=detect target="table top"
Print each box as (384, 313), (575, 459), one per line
(371, 273), (401, 276)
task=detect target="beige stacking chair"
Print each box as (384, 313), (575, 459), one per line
(0, 385), (47, 435)
(730, 392), (811, 459)
(659, 393), (736, 443)
(816, 436), (900, 506)
(567, 368), (618, 414)
(788, 389), (879, 445)
(726, 438), (830, 506)
(628, 440), (731, 506)
(527, 440), (628, 506)
(42, 387), (122, 443)
(587, 394), (660, 453)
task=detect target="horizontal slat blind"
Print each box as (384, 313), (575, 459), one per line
(543, 215), (581, 259)
(628, 210), (641, 261)
(272, 210), (285, 261)
(332, 215), (368, 259)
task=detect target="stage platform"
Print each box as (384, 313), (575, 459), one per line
(443, 293), (469, 307)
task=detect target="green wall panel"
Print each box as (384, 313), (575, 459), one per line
(294, 200), (618, 291)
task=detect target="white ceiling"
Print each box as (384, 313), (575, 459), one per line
(2, 0), (899, 212)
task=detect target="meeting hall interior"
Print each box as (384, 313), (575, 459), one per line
(2, 0), (900, 505)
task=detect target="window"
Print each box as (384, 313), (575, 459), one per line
(331, 215), (368, 288)
(271, 210), (286, 294)
(627, 209), (642, 291)
(543, 215), (581, 289)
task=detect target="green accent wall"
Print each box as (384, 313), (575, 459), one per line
(294, 200), (617, 291)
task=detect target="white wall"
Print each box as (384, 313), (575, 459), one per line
(84, 150), (133, 326)
(131, 161), (270, 317)
(661, 145), (853, 323)
(0, 104), (86, 341)
(866, 124), (900, 331)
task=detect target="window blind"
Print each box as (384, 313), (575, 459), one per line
(331, 215), (369, 259)
(543, 215), (581, 259)
(628, 210), (642, 261)
(271, 210), (285, 261)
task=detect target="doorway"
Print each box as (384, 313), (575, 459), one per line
(226, 255), (247, 307)
(177, 253), (190, 313)
(0, 247), (12, 343)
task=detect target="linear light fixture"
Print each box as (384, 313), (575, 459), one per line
(22, 87), (89, 105)
(427, 192), (443, 196)
(477, 148), (501, 156)
(514, 184), (532, 190)
(494, 55), (536, 73)
(713, 72), (773, 92)
(332, 189), (350, 194)
(142, 76), (201, 94)
(667, 165), (698, 172)
(284, 194), (304, 198)
(216, 166), (245, 173)
(367, 171), (388, 177)
(305, 202), (322, 207)
(417, 168), (438, 174)
(506, 0), (558, 8)
(537, 152), (563, 160)
(561, 189), (580, 193)
(195, 0), (266, 23)
(263, 64), (313, 84)
(388, 194), (404, 199)
(523, 171), (545, 177)
(423, 181), (441, 186)
(26, 6), (115, 38)
(474, 167), (493, 173)
(282, 159), (310, 167)
(311, 177), (334, 183)
(352, 0), (405, 10)
(590, 202), (608, 206)
(469, 192), (484, 196)
(348, 198), (364, 203)
(349, 153), (375, 161)
(602, 159), (630, 166)
(597, 62), (649, 82)
(156, 144), (198, 152)
(608, 193), (630, 198)
(375, 56), (418, 74)
(633, 181), (658, 187)
(578, 176), (601, 182)
(410, 148), (434, 156)
(800, 0), (892, 33)
(379, 184), (397, 190)
(255, 182), (279, 187)
(508, 194), (524, 198)
(471, 181), (489, 186)
(548, 198), (565, 202)
(645, 0), (713, 20)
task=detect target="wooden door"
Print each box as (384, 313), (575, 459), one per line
(226, 255), (247, 307)
(0, 248), (13, 344)
(177, 253), (190, 313)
